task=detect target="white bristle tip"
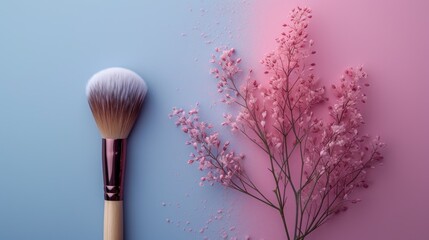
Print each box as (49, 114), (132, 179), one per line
(86, 67), (147, 98)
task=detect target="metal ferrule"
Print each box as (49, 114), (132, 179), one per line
(102, 139), (127, 201)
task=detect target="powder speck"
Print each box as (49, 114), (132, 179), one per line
(220, 230), (228, 239)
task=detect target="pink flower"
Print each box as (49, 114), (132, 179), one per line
(170, 6), (383, 240)
(170, 105), (244, 187)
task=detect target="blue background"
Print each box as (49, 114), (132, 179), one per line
(0, 1), (251, 239)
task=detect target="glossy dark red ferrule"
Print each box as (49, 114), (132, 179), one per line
(102, 139), (126, 201)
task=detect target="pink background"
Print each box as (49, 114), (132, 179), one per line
(235, 0), (429, 239)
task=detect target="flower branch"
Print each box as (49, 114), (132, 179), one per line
(171, 6), (384, 240)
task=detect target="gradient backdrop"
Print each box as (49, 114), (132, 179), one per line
(0, 0), (428, 240)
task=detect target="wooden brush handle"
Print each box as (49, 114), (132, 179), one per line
(104, 201), (123, 240)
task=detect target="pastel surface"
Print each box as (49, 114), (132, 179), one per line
(0, 0), (428, 239)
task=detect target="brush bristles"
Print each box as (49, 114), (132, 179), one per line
(86, 67), (147, 139)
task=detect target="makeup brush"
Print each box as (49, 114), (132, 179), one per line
(86, 67), (147, 240)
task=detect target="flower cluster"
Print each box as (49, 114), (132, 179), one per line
(301, 67), (384, 218)
(169, 106), (243, 186)
(171, 6), (384, 240)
